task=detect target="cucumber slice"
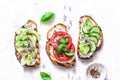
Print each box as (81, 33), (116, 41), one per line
(90, 26), (100, 33)
(83, 18), (93, 27)
(82, 18), (94, 33)
(82, 25), (92, 33)
(65, 51), (75, 56)
(84, 33), (89, 37)
(89, 32), (100, 40)
(89, 36), (98, 45)
(79, 41), (90, 55)
(90, 41), (96, 52)
(82, 25), (89, 33)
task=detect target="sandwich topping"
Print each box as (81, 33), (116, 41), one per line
(15, 24), (40, 65)
(79, 18), (101, 56)
(50, 31), (75, 62)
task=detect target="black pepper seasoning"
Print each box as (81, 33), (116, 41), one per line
(90, 68), (101, 79)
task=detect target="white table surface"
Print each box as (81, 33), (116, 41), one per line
(0, 0), (120, 80)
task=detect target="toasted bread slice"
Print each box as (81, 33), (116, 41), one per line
(14, 20), (40, 67)
(46, 23), (76, 68)
(77, 15), (103, 59)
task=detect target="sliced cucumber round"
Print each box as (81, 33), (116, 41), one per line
(90, 41), (96, 52)
(89, 36), (98, 45)
(82, 18), (94, 33)
(84, 33), (89, 37)
(79, 40), (90, 55)
(89, 26), (100, 33)
(89, 32), (100, 40)
(83, 18), (93, 27)
(82, 25), (89, 33)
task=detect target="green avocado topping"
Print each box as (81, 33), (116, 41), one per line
(15, 27), (40, 65)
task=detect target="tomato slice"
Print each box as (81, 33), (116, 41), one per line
(69, 44), (75, 52)
(53, 44), (75, 62)
(50, 31), (72, 49)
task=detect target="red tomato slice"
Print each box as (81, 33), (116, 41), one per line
(53, 44), (75, 62)
(69, 44), (75, 52)
(50, 31), (72, 49)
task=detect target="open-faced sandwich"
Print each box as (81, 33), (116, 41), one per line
(46, 23), (76, 68)
(14, 20), (41, 67)
(77, 15), (103, 59)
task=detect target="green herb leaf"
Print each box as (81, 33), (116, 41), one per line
(40, 12), (55, 22)
(40, 72), (52, 80)
(60, 37), (68, 44)
(57, 44), (66, 54)
(65, 50), (75, 56)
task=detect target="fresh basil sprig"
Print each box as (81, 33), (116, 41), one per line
(57, 37), (68, 54)
(40, 72), (52, 80)
(57, 44), (66, 54)
(40, 12), (55, 22)
(60, 37), (68, 44)
(56, 37), (74, 56)
(57, 45), (74, 56)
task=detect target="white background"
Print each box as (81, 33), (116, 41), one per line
(0, 0), (120, 80)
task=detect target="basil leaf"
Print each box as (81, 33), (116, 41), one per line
(65, 50), (74, 56)
(40, 12), (55, 22)
(57, 44), (66, 54)
(40, 72), (52, 80)
(60, 37), (68, 44)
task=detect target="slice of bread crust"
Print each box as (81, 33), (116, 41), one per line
(14, 20), (40, 67)
(46, 23), (76, 68)
(77, 15), (103, 59)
